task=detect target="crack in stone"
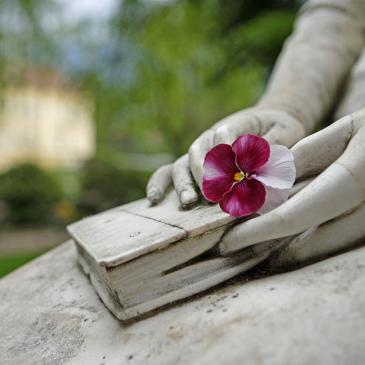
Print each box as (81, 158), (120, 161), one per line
(118, 207), (189, 236)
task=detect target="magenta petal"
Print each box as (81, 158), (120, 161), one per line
(219, 179), (266, 217)
(202, 144), (237, 202)
(232, 134), (270, 173)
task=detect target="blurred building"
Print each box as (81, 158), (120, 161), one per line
(0, 68), (95, 172)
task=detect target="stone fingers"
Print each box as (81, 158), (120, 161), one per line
(219, 161), (363, 254)
(212, 112), (267, 145)
(263, 118), (305, 147)
(292, 115), (353, 179)
(267, 202), (365, 270)
(188, 130), (214, 190)
(147, 155), (200, 207)
(218, 114), (365, 257)
(146, 164), (173, 204)
(172, 154), (200, 207)
(337, 120), (365, 194)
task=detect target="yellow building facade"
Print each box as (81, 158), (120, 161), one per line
(0, 83), (95, 172)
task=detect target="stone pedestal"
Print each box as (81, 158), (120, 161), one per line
(1, 241), (365, 365)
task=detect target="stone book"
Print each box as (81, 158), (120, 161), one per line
(67, 190), (287, 321)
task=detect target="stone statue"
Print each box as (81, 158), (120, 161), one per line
(4, 2), (365, 361)
(146, 0), (365, 269)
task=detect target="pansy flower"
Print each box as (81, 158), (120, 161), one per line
(202, 134), (296, 217)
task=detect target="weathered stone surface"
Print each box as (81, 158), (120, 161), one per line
(68, 191), (251, 320)
(1, 241), (365, 365)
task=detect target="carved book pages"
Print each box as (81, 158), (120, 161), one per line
(67, 190), (285, 321)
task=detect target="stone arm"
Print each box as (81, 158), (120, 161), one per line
(258, 0), (365, 133)
(147, 0), (365, 207)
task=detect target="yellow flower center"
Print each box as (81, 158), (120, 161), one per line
(234, 171), (246, 182)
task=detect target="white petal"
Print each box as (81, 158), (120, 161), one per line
(258, 186), (289, 215)
(254, 145), (296, 189)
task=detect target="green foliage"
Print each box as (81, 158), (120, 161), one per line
(0, 251), (44, 277)
(226, 10), (296, 65)
(79, 159), (150, 214)
(96, 0), (297, 162)
(0, 0), (300, 220)
(0, 164), (63, 225)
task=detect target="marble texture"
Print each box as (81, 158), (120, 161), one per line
(1, 241), (365, 365)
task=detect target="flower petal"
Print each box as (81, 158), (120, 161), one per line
(202, 144), (237, 202)
(257, 186), (290, 215)
(219, 179), (266, 217)
(232, 134), (270, 173)
(254, 145), (296, 189)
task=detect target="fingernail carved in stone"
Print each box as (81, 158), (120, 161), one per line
(180, 189), (198, 206)
(147, 188), (162, 203)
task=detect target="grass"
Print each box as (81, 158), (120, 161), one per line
(0, 251), (44, 278)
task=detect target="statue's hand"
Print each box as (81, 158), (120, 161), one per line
(146, 107), (305, 207)
(219, 109), (365, 255)
(267, 199), (365, 269)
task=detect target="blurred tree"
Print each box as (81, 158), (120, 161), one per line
(217, 0), (299, 29)
(0, 164), (63, 225)
(78, 159), (149, 214)
(0, 0), (301, 214)
(0, 0), (59, 80)
(98, 0), (298, 161)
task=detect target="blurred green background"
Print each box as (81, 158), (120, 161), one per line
(0, 0), (301, 277)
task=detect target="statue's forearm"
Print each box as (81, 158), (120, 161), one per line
(258, 0), (365, 133)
